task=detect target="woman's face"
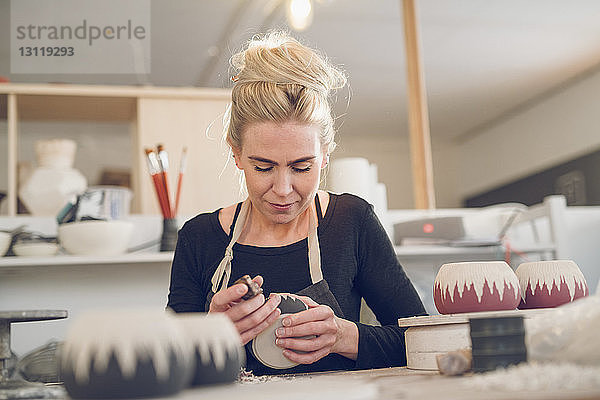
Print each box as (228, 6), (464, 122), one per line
(232, 121), (327, 225)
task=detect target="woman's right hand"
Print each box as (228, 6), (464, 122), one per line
(209, 275), (281, 345)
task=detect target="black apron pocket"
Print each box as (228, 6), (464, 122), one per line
(296, 279), (344, 319)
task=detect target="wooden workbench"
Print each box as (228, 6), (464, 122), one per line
(165, 366), (600, 400)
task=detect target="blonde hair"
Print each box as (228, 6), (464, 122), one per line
(225, 31), (347, 155)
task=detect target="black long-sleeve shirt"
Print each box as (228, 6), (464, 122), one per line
(167, 193), (426, 375)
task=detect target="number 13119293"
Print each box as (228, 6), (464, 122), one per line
(19, 46), (75, 56)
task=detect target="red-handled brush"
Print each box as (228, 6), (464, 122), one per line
(174, 146), (187, 216)
(144, 148), (169, 218)
(156, 144), (173, 218)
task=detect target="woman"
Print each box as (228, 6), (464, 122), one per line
(167, 32), (426, 375)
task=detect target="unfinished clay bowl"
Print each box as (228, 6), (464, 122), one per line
(60, 309), (193, 399)
(434, 261), (521, 314)
(516, 260), (588, 309)
(251, 293), (309, 369)
(175, 313), (244, 386)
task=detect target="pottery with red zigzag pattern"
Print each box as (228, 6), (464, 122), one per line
(516, 260), (588, 309)
(434, 261), (521, 314)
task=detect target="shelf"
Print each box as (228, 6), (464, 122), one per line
(0, 83), (230, 122)
(0, 82), (230, 99)
(0, 251), (173, 269)
(394, 243), (555, 257)
(1, 82), (236, 217)
(0, 244), (555, 268)
(394, 245), (501, 257)
(17, 94), (136, 121)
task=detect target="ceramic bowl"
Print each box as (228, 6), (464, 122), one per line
(251, 294), (310, 370)
(175, 313), (244, 386)
(0, 232), (11, 256)
(58, 220), (134, 256)
(434, 261), (521, 314)
(60, 309), (193, 399)
(13, 242), (59, 257)
(516, 260), (588, 309)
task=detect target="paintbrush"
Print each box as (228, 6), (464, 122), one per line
(144, 148), (169, 218)
(156, 144), (173, 218)
(174, 146), (187, 216)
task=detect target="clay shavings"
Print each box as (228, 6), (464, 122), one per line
(463, 361), (600, 392)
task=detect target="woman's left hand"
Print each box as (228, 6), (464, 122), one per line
(274, 295), (359, 364)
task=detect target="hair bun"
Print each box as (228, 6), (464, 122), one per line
(225, 31), (345, 156)
(231, 31), (346, 97)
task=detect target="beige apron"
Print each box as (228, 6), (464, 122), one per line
(207, 195), (343, 317)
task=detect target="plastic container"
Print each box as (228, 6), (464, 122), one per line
(76, 186), (132, 221)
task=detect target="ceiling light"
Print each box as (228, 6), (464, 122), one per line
(287, 0), (313, 31)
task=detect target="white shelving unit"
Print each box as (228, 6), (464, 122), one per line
(0, 83), (240, 217)
(0, 251), (173, 269)
(394, 243), (556, 259)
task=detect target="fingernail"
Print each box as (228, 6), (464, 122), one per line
(237, 285), (245, 294)
(282, 318), (291, 326)
(275, 328), (284, 337)
(275, 339), (282, 346)
(270, 293), (280, 302)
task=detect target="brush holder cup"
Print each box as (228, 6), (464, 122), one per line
(160, 218), (178, 252)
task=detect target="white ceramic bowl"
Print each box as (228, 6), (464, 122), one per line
(0, 232), (11, 256)
(61, 309), (193, 398)
(58, 220), (134, 256)
(13, 242), (59, 257)
(176, 313), (244, 386)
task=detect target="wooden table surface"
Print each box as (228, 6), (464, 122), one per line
(170, 366), (600, 400)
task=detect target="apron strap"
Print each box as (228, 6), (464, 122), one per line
(314, 193), (323, 222)
(211, 199), (251, 293)
(210, 194), (324, 294)
(228, 202), (243, 240)
(308, 196), (323, 283)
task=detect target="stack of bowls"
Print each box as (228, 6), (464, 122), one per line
(12, 241), (59, 257)
(0, 232), (11, 256)
(469, 315), (527, 372)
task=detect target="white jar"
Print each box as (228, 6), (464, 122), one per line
(19, 139), (87, 216)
